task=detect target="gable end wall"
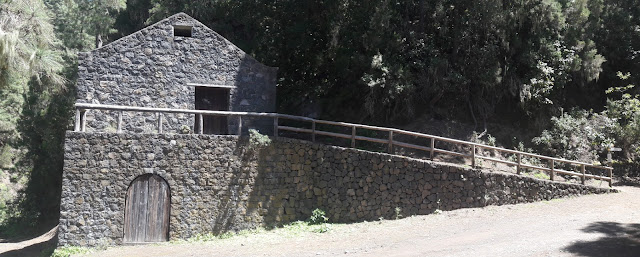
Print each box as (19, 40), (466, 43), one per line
(76, 13), (277, 134)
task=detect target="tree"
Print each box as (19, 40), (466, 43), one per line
(0, 0), (66, 225)
(45, 0), (125, 50)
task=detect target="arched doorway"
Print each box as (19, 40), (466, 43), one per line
(124, 174), (170, 243)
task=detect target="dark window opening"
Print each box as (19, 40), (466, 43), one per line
(195, 87), (230, 134)
(173, 25), (192, 37)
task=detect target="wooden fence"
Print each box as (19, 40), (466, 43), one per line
(74, 103), (614, 187)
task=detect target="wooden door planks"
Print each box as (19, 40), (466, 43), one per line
(147, 175), (169, 242)
(124, 174), (170, 243)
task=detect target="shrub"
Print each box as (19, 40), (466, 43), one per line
(532, 72), (640, 172)
(308, 208), (330, 233)
(533, 109), (615, 164)
(308, 208), (328, 225)
(249, 129), (271, 148)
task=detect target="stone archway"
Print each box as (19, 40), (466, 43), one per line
(124, 174), (170, 243)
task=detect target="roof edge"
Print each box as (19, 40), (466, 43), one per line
(79, 12), (278, 71)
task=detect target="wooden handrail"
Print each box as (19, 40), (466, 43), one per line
(74, 103), (614, 187)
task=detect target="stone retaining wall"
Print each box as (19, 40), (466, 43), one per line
(59, 132), (615, 246)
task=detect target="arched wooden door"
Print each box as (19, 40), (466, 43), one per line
(124, 174), (170, 243)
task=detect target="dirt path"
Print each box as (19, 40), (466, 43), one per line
(65, 186), (638, 257)
(0, 225), (58, 257)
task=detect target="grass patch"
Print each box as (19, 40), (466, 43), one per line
(525, 171), (551, 180)
(533, 172), (551, 180)
(178, 208), (334, 244)
(173, 227), (268, 244)
(179, 221), (334, 244)
(50, 246), (94, 257)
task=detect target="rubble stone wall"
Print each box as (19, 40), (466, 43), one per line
(58, 132), (615, 246)
(76, 13), (277, 135)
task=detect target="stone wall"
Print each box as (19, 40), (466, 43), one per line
(76, 13), (277, 134)
(59, 132), (615, 246)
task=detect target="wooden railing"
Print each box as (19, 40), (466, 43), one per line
(74, 103), (614, 187)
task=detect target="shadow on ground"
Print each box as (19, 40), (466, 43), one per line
(564, 222), (640, 257)
(613, 178), (640, 187)
(0, 225), (58, 257)
(0, 236), (56, 257)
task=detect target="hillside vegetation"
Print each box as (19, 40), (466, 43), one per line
(1, 0), (639, 232)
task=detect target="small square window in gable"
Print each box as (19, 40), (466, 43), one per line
(173, 24), (193, 37)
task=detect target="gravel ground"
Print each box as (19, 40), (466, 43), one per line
(1, 185), (637, 257)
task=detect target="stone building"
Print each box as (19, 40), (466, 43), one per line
(76, 12), (277, 134)
(59, 13), (280, 246)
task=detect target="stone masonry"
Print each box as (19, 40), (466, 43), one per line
(58, 132), (615, 246)
(76, 13), (277, 134)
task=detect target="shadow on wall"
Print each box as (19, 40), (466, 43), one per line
(242, 139), (303, 229)
(564, 222), (640, 257)
(208, 137), (274, 234)
(235, 138), (302, 229)
(207, 137), (301, 233)
(227, 54), (277, 136)
(236, 138), (479, 226)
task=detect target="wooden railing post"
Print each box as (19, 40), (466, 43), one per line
(430, 138), (435, 160)
(273, 116), (278, 137)
(74, 109), (81, 132)
(237, 116), (243, 136)
(157, 112), (163, 134)
(197, 114), (203, 134)
(117, 111), (123, 133)
(609, 168), (613, 187)
(81, 110), (88, 132)
(388, 131), (394, 153)
(517, 154), (522, 175)
(550, 159), (555, 181)
(581, 165), (586, 185)
(351, 126), (356, 148)
(471, 144), (476, 168)
(312, 120), (316, 142)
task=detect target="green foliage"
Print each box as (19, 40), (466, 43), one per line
(394, 207), (402, 220)
(472, 131), (497, 147)
(532, 171), (551, 180)
(45, 0), (126, 50)
(533, 72), (640, 167)
(523, 169), (551, 180)
(603, 73), (640, 163)
(308, 208), (330, 233)
(0, 0), (72, 227)
(0, 0), (65, 90)
(186, 232), (218, 242)
(249, 129), (272, 148)
(180, 230), (262, 243)
(51, 246), (93, 257)
(179, 125), (190, 134)
(312, 223), (331, 233)
(533, 109), (615, 163)
(309, 208), (328, 225)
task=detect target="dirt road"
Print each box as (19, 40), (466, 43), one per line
(65, 185), (638, 257)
